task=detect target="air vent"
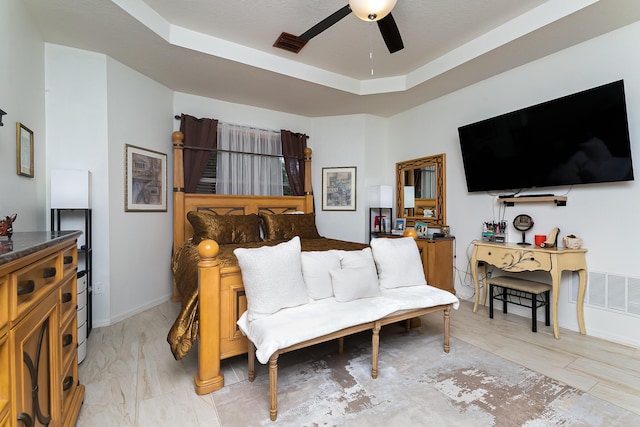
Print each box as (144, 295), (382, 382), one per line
(273, 32), (308, 54)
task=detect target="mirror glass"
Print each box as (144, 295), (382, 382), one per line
(396, 154), (446, 227)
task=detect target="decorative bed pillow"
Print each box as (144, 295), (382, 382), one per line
(260, 213), (321, 241)
(233, 236), (309, 321)
(187, 211), (261, 244)
(329, 248), (381, 302)
(370, 237), (427, 288)
(300, 250), (341, 300)
(330, 266), (380, 302)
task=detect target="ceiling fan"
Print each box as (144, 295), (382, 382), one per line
(274, 0), (404, 55)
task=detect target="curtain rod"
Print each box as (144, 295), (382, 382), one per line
(174, 114), (308, 138)
(183, 145), (305, 160)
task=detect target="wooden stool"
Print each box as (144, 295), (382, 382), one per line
(487, 276), (551, 332)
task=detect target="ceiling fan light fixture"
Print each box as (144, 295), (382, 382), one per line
(349, 0), (397, 22)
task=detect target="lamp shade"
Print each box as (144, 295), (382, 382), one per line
(349, 0), (397, 21)
(369, 185), (393, 208)
(403, 186), (415, 209)
(51, 169), (91, 208)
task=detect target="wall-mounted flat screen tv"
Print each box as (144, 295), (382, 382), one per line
(458, 80), (634, 193)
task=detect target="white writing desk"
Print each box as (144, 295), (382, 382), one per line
(470, 241), (588, 339)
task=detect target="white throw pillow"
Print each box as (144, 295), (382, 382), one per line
(330, 266), (380, 302)
(370, 237), (427, 289)
(300, 250), (341, 300)
(337, 247), (376, 270)
(234, 236), (309, 321)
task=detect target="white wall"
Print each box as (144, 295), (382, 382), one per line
(0, 0), (46, 231)
(388, 21), (640, 347)
(106, 58), (173, 324)
(46, 45), (173, 326)
(45, 45), (111, 324)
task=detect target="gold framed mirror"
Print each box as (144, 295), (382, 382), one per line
(395, 153), (446, 227)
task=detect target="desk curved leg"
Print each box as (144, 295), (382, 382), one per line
(577, 269), (587, 335)
(550, 268), (562, 339)
(471, 250), (480, 312)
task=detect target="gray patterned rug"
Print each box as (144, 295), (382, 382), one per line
(213, 324), (638, 426)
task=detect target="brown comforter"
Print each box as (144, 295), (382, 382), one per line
(167, 237), (368, 359)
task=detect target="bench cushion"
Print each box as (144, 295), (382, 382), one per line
(238, 284), (459, 364)
(487, 276), (551, 294)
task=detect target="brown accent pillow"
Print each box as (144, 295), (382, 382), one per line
(187, 211), (262, 244)
(260, 213), (321, 241)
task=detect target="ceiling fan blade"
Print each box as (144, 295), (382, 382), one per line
(377, 13), (404, 53)
(299, 5), (352, 41)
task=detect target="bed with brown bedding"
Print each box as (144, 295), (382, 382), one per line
(168, 130), (367, 395)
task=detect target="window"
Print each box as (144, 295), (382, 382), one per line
(195, 123), (291, 196)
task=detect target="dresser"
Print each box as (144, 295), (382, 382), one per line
(1, 231), (85, 427)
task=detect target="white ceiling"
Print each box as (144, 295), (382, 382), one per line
(22, 0), (640, 117)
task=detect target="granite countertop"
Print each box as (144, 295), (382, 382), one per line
(0, 230), (82, 265)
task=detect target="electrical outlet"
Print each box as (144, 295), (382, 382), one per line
(94, 282), (104, 295)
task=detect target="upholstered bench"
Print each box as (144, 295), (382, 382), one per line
(487, 276), (551, 332)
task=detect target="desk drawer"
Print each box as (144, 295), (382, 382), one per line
(476, 246), (552, 272)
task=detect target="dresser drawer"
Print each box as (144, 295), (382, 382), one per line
(60, 356), (79, 418)
(60, 276), (77, 326)
(61, 316), (77, 371)
(475, 245), (552, 272)
(10, 253), (60, 321)
(62, 246), (77, 277)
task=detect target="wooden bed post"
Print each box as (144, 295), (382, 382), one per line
(304, 147), (314, 211)
(172, 131), (186, 301)
(195, 239), (224, 394)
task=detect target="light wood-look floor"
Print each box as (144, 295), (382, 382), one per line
(76, 299), (640, 426)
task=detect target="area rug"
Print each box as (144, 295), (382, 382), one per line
(213, 325), (639, 426)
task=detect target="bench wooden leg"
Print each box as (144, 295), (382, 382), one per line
(248, 340), (256, 382)
(371, 322), (381, 379)
(443, 306), (451, 353)
(269, 353), (279, 421)
(338, 336), (344, 354)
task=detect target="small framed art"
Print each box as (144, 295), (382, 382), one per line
(125, 144), (167, 212)
(394, 218), (406, 231)
(322, 166), (357, 211)
(16, 122), (34, 178)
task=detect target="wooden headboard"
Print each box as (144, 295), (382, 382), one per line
(171, 130), (314, 254)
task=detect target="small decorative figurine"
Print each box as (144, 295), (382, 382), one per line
(0, 213), (17, 239)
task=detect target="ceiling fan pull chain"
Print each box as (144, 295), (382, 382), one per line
(370, 24), (374, 76)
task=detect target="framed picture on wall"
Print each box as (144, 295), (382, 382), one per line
(125, 144), (167, 212)
(322, 166), (357, 211)
(16, 122), (34, 178)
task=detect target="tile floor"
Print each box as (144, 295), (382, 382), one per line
(76, 299), (640, 426)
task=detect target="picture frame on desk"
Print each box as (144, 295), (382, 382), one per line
(394, 218), (406, 231)
(415, 221), (429, 238)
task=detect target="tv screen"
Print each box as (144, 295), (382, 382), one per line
(458, 80), (634, 193)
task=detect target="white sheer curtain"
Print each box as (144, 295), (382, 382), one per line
(216, 122), (284, 195)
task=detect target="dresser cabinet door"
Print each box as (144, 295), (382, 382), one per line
(11, 291), (59, 427)
(425, 239), (455, 294)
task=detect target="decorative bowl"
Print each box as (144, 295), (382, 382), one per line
(563, 235), (583, 249)
(403, 227), (418, 239)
